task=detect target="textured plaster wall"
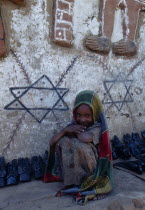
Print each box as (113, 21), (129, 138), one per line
(0, 0), (145, 160)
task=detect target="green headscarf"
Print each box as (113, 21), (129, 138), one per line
(73, 90), (104, 122)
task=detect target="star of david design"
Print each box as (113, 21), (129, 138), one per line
(4, 75), (69, 123)
(103, 73), (133, 111)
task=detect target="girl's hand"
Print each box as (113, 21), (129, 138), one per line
(63, 125), (86, 136)
(49, 125), (86, 146)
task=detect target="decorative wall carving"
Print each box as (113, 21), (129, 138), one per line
(86, 36), (111, 54)
(86, 0), (145, 56)
(53, 0), (74, 47)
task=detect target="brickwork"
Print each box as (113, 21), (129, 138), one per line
(53, 0), (74, 47)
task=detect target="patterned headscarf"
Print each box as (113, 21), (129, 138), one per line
(73, 90), (103, 122)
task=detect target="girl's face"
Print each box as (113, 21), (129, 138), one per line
(75, 104), (93, 127)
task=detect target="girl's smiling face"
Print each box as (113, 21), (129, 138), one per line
(75, 104), (93, 127)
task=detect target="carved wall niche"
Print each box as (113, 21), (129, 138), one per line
(85, 0), (145, 56)
(0, 0), (25, 58)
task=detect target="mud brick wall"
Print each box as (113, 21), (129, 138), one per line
(0, 16), (6, 57)
(0, 0), (25, 58)
(1, 0), (145, 161)
(53, 0), (74, 47)
(8, 0), (25, 6)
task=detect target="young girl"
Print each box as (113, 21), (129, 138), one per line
(43, 90), (113, 204)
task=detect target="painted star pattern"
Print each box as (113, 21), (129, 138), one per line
(4, 75), (69, 123)
(103, 73), (133, 111)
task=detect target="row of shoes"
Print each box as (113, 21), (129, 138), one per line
(114, 156), (145, 175)
(0, 150), (48, 187)
(111, 130), (145, 160)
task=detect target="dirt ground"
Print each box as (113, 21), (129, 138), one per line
(0, 168), (145, 210)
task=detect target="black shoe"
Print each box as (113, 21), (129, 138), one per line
(0, 157), (6, 187)
(18, 158), (31, 182)
(43, 150), (49, 167)
(135, 154), (145, 168)
(114, 160), (143, 174)
(123, 133), (140, 157)
(139, 161), (145, 172)
(112, 149), (118, 160)
(132, 133), (145, 154)
(141, 130), (145, 142)
(31, 156), (44, 179)
(136, 154), (145, 160)
(6, 159), (18, 186)
(111, 135), (131, 159)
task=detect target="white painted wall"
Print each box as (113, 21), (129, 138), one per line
(0, 0), (145, 160)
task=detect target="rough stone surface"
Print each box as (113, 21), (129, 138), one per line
(0, 169), (145, 209)
(132, 198), (145, 208)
